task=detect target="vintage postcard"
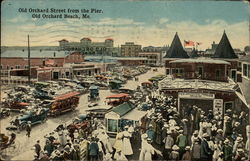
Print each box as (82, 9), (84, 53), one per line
(1, 0), (250, 160)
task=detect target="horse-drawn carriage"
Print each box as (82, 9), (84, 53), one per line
(0, 133), (17, 154)
(88, 86), (100, 101)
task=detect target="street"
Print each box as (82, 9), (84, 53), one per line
(1, 67), (165, 160)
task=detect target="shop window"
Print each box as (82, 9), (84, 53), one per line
(107, 119), (118, 132)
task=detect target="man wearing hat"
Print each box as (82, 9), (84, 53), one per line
(34, 140), (41, 158)
(176, 130), (188, 159)
(146, 124), (155, 143)
(163, 131), (174, 160)
(171, 145), (180, 161)
(89, 137), (99, 161)
(181, 146), (192, 161)
(40, 150), (50, 161)
(201, 133), (212, 161)
(26, 121), (32, 137)
(192, 138), (201, 161)
(223, 139), (233, 161)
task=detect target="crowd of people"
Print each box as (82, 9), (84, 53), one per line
(30, 86), (250, 161)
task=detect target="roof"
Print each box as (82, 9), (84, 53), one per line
(54, 91), (80, 101)
(169, 58), (231, 65)
(239, 54), (250, 63)
(212, 31), (238, 59)
(189, 48), (199, 58)
(111, 102), (134, 116)
(121, 109), (147, 121)
(164, 32), (189, 58)
(1, 50), (70, 58)
(89, 85), (99, 90)
(106, 93), (129, 99)
(110, 80), (123, 84)
(159, 76), (237, 92)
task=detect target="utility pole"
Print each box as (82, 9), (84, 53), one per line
(28, 35), (31, 85)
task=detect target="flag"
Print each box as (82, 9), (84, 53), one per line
(196, 42), (202, 46)
(184, 40), (195, 46)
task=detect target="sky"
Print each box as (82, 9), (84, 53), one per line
(1, 0), (249, 50)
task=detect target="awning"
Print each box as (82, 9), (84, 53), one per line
(235, 91), (250, 108)
(54, 91), (80, 101)
(121, 109), (147, 121)
(106, 93), (129, 99)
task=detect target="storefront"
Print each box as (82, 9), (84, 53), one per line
(105, 102), (147, 135)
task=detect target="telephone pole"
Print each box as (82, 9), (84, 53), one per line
(28, 35), (31, 85)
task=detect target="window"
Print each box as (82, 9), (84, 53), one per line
(77, 72), (81, 75)
(16, 65), (20, 69)
(243, 64), (247, 76)
(6, 66), (9, 70)
(0, 65), (2, 69)
(107, 119), (118, 132)
(248, 64), (250, 78)
(24, 66), (28, 69)
(65, 72), (69, 77)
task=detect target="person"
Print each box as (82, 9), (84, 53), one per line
(103, 153), (113, 161)
(40, 151), (50, 161)
(201, 133), (212, 161)
(146, 124), (155, 142)
(89, 137), (99, 161)
(181, 146), (192, 161)
(122, 126), (133, 156)
(51, 150), (61, 161)
(139, 138), (162, 161)
(26, 121), (32, 137)
(171, 145), (180, 161)
(176, 130), (188, 159)
(192, 138), (201, 161)
(44, 140), (54, 156)
(163, 131), (174, 160)
(191, 130), (200, 148)
(34, 140), (41, 158)
(63, 145), (72, 160)
(112, 130), (123, 158)
(114, 149), (128, 161)
(213, 140), (222, 161)
(72, 143), (80, 161)
(222, 139), (233, 161)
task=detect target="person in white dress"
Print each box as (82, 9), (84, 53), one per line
(139, 138), (162, 161)
(122, 126), (133, 156)
(114, 149), (128, 161)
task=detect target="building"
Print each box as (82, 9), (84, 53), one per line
(0, 50), (102, 84)
(116, 57), (147, 66)
(138, 52), (162, 66)
(59, 38), (116, 56)
(121, 42), (142, 57)
(142, 45), (169, 52)
(238, 54), (250, 107)
(160, 31), (249, 123)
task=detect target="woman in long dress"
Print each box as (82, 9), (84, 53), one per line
(139, 138), (162, 161)
(122, 127), (133, 156)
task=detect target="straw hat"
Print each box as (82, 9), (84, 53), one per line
(217, 129), (223, 133)
(224, 139), (230, 144)
(202, 133), (209, 138)
(172, 145), (179, 150)
(185, 146), (191, 150)
(193, 130), (199, 135)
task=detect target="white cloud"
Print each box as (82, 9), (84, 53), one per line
(1, 18), (249, 50)
(159, 18), (169, 24)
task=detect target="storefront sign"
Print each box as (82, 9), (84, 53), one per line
(213, 99), (223, 116)
(178, 92), (215, 99)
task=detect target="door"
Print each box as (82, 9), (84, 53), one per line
(53, 72), (59, 79)
(231, 70), (237, 82)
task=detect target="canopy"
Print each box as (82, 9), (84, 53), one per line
(89, 85), (99, 90)
(85, 105), (112, 112)
(111, 102), (134, 116)
(235, 91), (249, 108)
(106, 93), (129, 99)
(54, 91), (80, 101)
(121, 109), (147, 121)
(109, 80), (123, 84)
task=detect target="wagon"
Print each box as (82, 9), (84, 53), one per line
(106, 93), (130, 106)
(49, 91), (80, 116)
(88, 85), (100, 101)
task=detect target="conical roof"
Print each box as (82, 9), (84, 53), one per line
(212, 31), (238, 59)
(189, 48), (199, 58)
(164, 32), (189, 58)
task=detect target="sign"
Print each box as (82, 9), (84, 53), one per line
(213, 99), (223, 116)
(178, 92), (215, 99)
